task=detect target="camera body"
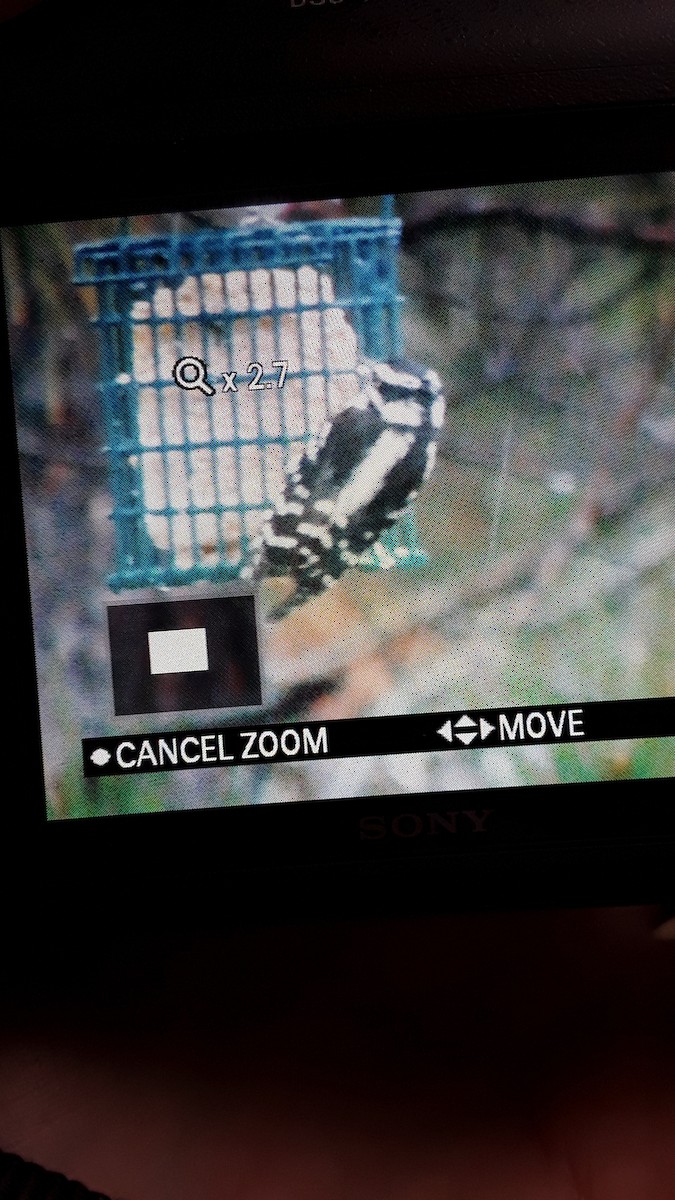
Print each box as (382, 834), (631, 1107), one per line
(1, 1), (673, 920)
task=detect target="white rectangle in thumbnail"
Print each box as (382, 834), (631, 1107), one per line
(148, 627), (209, 675)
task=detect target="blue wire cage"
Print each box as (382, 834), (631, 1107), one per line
(73, 203), (427, 591)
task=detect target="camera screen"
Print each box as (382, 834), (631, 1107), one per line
(2, 177), (673, 820)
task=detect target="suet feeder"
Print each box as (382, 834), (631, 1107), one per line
(73, 200), (428, 591)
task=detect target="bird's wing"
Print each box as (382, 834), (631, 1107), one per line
(251, 402), (383, 579)
(291, 400), (385, 500)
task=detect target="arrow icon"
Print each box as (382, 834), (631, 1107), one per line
(437, 714), (490, 747)
(454, 714), (478, 745)
(456, 730), (478, 746)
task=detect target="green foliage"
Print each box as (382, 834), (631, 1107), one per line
(52, 757), (166, 820)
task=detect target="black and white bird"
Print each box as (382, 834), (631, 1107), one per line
(247, 358), (446, 619)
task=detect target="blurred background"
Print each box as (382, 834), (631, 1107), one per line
(2, 173), (674, 818)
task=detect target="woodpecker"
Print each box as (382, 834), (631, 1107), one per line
(247, 359), (446, 619)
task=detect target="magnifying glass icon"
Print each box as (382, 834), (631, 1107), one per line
(172, 356), (215, 396)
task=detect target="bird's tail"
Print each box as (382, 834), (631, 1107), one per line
(265, 576), (328, 621)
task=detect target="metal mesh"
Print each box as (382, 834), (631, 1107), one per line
(72, 213), (424, 590)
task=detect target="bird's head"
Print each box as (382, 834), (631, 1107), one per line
(358, 358), (445, 426)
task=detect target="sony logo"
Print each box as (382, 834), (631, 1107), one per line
(359, 809), (495, 840)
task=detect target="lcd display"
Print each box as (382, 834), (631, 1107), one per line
(2, 176), (674, 819)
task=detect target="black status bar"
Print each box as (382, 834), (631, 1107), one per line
(82, 696), (674, 778)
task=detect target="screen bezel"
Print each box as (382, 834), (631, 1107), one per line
(2, 101), (674, 913)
